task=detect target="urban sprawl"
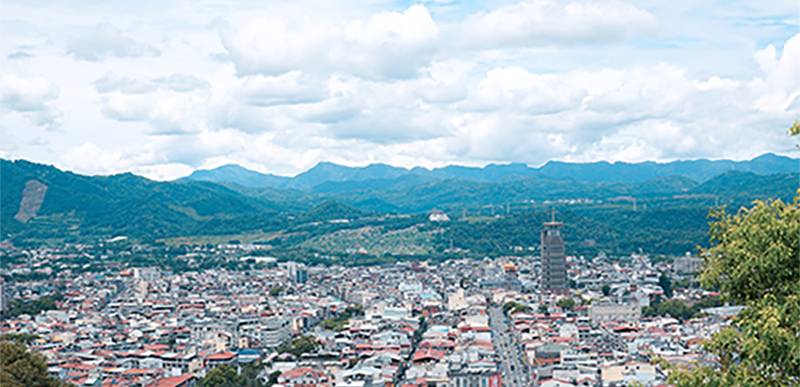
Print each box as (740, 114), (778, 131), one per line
(0, 220), (738, 387)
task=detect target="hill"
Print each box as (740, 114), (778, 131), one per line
(3, 158), (798, 257)
(179, 153), (799, 189)
(1, 159), (290, 244)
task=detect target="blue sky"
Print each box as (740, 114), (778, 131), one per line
(1, 0), (798, 179)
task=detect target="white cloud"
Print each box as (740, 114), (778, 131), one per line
(220, 4), (439, 80)
(67, 23), (160, 61)
(460, 0), (657, 48)
(2, 0), (799, 180)
(0, 75), (62, 129)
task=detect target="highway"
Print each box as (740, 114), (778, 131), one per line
(490, 306), (530, 387)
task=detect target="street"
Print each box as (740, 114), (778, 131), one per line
(489, 306), (529, 387)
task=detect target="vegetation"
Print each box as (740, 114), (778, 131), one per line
(268, 286), (284, 297)
(320, 305), (363, 331)
(556, 298), (575, 312)
(658, 193), (800, 386)
(198, 364), (264, 387)
(4, 157), (799, 258)
(4, 295), (60, 318)
(658, 273), (673, 298)
(0, 333), (41, 345)
(503, 301), (532, 315)
(277, 335), (322, 357)
(0, 340), (68, 387)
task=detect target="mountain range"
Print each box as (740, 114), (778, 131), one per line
(2, 154), (798, 249)
(181, 153), (799, 189)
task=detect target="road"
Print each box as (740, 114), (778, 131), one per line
(490, 306), (530, 387)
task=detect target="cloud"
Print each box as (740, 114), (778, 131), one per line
(68, 23), (160, 61)
(93, 74), (158, 94)
(460, 0), (657, 48)
(153, 74), (210, 92)
(0, 75), (62, 129)
(239, 72), (326, 107)
(220, 4), (439, 80)
(59, 131), (245, 177)
(7, 51), (33, 60)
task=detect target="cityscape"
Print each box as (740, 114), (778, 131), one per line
(2, 0), (799, 386)
(0, 215), (743, 387)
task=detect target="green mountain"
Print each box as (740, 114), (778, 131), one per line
(3, 157), (798, 256)
(182, 164), (290, 188)
(179, 153), (799, 189)
(1, 159), (289, 244)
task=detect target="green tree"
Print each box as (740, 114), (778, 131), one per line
(278, 335), (321, 357)
(0, 340), (68, 387)
(660, 194), (800, 386)
(268, 286), (284, 297)
(601, 283), (611, 297)
(658, 273), (673, 298)
(199, 364), (263, 387)
(556, 298), (576, 312)
(0, 333), (41, 346)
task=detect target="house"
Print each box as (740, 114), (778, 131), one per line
(279, 367), (329, 387)
(146, 375), (196, 387)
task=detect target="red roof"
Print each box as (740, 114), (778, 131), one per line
(146, 375), (194, 387)
(206, 351), (237, 361)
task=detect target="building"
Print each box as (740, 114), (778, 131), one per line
(146, 375), (196, 387)
(259, 317), (292, 348)
(279, 367), (329, 387)
(673, 255), (702, 274)
(204, 351), (237, 370)
(296, 267), (308, 284)
(429, 210), (450, 222)
(0, 278), (6, 315)
(589, 303), (641, 325)
(541, 218), (567, 295)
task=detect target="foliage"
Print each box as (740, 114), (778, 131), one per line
(503, 301), (532, 315)
(659, 194), (800, 386)
(0, 333), (41, 345)
(556, 298), (575, 312)
(265, 371), (282, 387)
(320, 305), (363, 331)
(0, 340), (68, 387)
(538, 304), (548, 314)
(268, 286), (284, 297)
(277, 335), (322, 357)
(601, 283), (611, 297)
(658, 273), (673, 298)
(199, 364), (263, 387)
(4, 297), (58, 318)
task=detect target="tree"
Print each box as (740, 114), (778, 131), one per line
(658, 273), (673, 298)
(199, 364), (263, 387)
(278, 335), (321, 357)
(660, 194), (800, 386)
(0, 340), (68, 387)
(556, 298), (576, 312)
(268, 286), (284, 297)
(601, 283), (611, 297)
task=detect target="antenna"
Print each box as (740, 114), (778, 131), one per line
(551, 208), (555, 223)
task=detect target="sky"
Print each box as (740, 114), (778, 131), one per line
(0, 0), (798, 180)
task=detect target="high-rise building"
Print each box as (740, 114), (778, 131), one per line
(541, 218), (567, 294)
(0, 278), (6, 315)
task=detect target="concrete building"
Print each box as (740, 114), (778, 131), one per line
(541, 218), (567, 295)
(589, 303), (641, 325)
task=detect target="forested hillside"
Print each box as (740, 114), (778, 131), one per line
(2, 157), (797, 257)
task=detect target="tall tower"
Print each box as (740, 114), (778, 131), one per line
(541, 216), (567, 295)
